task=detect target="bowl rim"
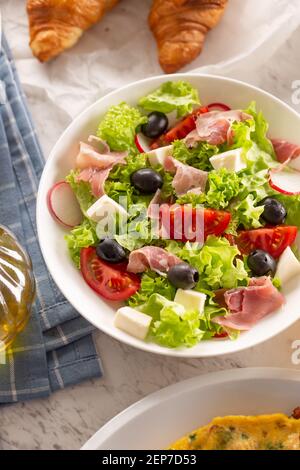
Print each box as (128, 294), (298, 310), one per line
(37, 72), (300, 358)
(81, 366), (300, 450)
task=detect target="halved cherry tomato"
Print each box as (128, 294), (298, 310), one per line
(236, 226), (298, 259)
(214, 331), (229, 339)
(159, 204), (231, 242)
(80, 247), (140, 301)
(150, 106), (209, 149)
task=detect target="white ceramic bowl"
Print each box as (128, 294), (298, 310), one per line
(37, 73), (300, 358)
(81, 367), (300, 450)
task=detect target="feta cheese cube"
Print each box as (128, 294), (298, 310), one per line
(86, 195), (128, 223)
(147, 145), (173, 167)
(114, 307), (152, 340)
(209, 148), (247, 173)
(174, 289), (206, 314)
(275, 246), (300, 285)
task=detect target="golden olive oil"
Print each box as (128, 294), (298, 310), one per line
(0, 226), (35, 351)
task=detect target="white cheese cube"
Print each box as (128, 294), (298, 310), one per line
(275, 246), (300, 285)
(174, 289), (206, 314)
(86, 195), (128, 223)
(289, 156), (300, 172)
(114, 307), (152, 340)
(209, 148), (247, 173)
(147, 145), (173, 167)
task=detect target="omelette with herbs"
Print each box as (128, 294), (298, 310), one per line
(170, 408), (300, 450)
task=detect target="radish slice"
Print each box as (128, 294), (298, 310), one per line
(47, 181), (83, 228)
(135, 133), (152, 153)
(207, 102), (231, 112)
(269, 167), (300, 195)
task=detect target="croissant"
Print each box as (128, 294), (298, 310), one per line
(27, 0), (120, 62)
(149, 0), (228, 73)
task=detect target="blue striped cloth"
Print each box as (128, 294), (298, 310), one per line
(0, 34), (102, 403)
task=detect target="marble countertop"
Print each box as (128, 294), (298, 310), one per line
(1, 3), (300, 450)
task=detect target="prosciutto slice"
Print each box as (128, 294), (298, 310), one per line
(186, 110), (252, 147)
(127, 246), (182, 274)
(164, 155), (208, 195)
(271, 139), (300, 164)
(77, 167), (111, 198)
(76, 141), (127, 170)
(213, 277), (285, 331)
(75, 137), (127, 197)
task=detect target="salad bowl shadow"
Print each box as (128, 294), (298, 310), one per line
(37, 73), (300, 358)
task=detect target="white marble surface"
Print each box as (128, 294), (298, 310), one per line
(1, 2), (300, 450)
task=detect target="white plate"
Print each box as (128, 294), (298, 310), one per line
(37, 73), (300, 358)
(81, 367), (300, 450)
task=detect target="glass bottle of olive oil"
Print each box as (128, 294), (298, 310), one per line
(0, 225), (35, 351)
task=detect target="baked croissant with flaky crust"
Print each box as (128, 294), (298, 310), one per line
(149, 0), (228, 73)
(27, 0), (120, 62)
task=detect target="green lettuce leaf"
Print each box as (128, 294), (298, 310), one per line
(167, 237), (249, 290)
(105, 153), (149, 206)
(97, 102), (146, 152)
(231, 194), (264, 230)
(140, 293), (203, 348)
(115, 203), (153, 251)
(172, 139), (218, 171)
(245, 101), (275, 156)
(128, 272), (176, 308)
(65, 219), (97, 268)
(139, 81), (200, 118)
(274, 194), (300, 229)
(204, 169), (240, 209)
(66, 170), (96, 215)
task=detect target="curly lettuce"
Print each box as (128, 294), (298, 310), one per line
(231, 194), (264, 230)
(245, 101), (275, 157)
(105, 153), (149, 206)
(97, 102), (146, 152)
(167, 237), (249, 291)
(172, 139), (218, 171)
(140, 294), (203, 348)
(139, 81), (200, 118)
(65, 219), (97, 268)
(128, 271), (176, 309)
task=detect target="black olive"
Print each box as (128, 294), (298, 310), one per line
(141, 112), (169, 139)
(131, 168), (163, 194)
(167, 263), (199, 290)
(96, 239), (126, 264)
(248, 249), (276, 277)
(260, 197), (287, 225)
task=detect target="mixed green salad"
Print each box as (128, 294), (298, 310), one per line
(47, 80), (300, 349)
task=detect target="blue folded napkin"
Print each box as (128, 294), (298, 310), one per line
(0, 34), (102, 403)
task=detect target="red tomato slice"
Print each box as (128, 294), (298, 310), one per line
(150, 106), (209, 149)
(159, 205), (231, 243)
(80, 247), (140, 301)
(236, 226), (298, 259)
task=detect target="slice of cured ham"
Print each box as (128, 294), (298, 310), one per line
(127, 246), (181, 274)
(76, 141), (127, 170)
(271, 139), (300, 164)
(75, 137), (127, 197)
(164, 155), (208, 195)
(185, 110), (252, 147)
(77, 167), (111, 198)
(213, 276), (285, 331)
